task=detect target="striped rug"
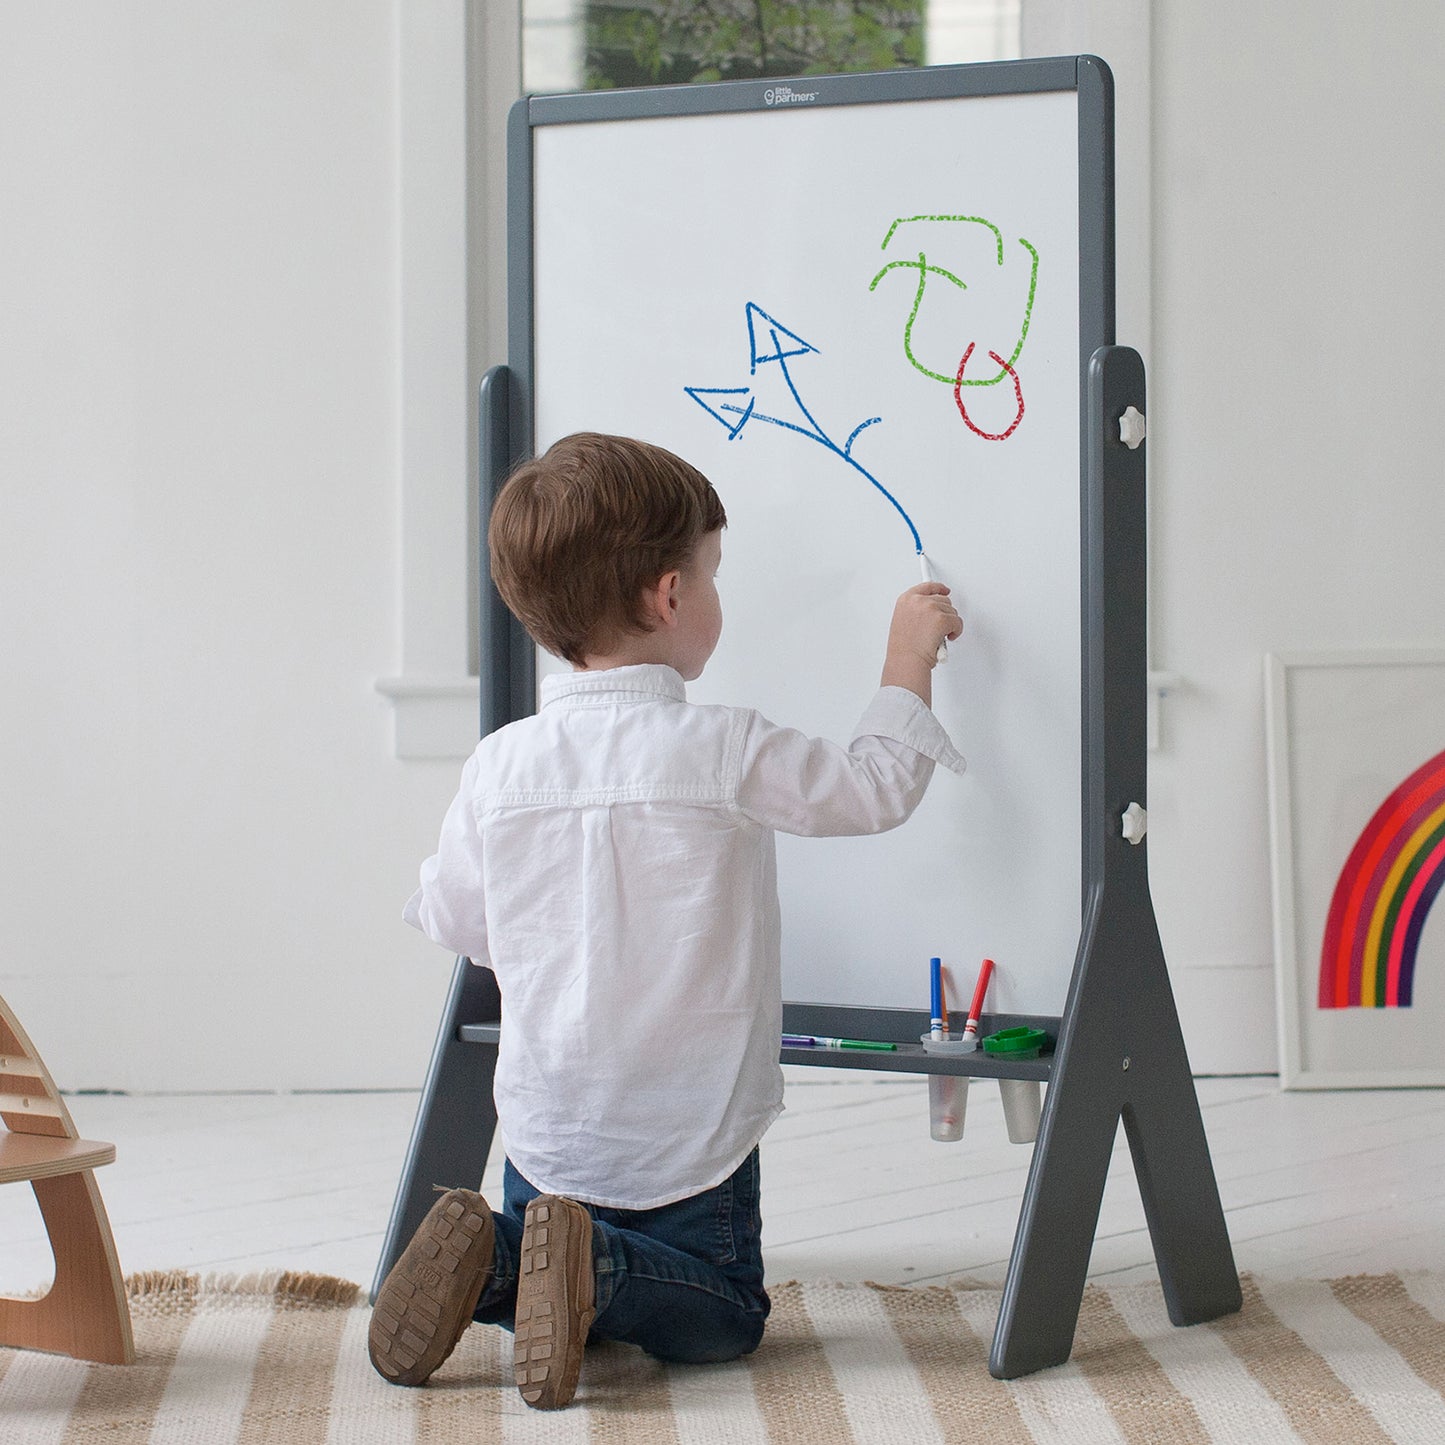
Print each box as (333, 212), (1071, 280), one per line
(2, 1270), (1444, 1442)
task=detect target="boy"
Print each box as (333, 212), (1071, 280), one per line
(371, 432), (963, 1409)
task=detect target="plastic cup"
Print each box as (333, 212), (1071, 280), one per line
(998, 1080), (1042, 1143)
(921, 1032), (976, 1142)
(982, 1027), (1046, 1145)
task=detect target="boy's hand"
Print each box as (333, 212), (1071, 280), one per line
(881, 583), (962, 704)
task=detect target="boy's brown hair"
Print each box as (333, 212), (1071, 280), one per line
(489, 433), (727, 666)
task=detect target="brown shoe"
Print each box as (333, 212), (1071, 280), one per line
(513, 1195), (596, 1409)
(369, 1188), (494, 1386)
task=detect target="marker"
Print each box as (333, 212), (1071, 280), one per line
(962, 958), (996, 1042)
(918, 551), (948, 664)
(782, 1034), (897, 1052)
(929, 956), (944, 1040)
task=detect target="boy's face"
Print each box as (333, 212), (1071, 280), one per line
(672, 529), (724, 681)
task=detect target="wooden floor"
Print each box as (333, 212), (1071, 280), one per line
(3, 1072), (1443, 1298)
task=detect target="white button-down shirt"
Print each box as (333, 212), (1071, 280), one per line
(404, 664), (965, 1209)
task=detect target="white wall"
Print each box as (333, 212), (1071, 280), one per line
(3, 3), (1441, 1088)
(1023, 1), (1445, 1071)
(1147, 1), (1445, 1070)
(0, 3), (464, 1089)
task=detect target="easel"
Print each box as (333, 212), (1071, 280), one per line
(373, 337), (1241, 1375)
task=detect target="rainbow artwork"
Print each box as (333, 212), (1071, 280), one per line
(1319, 747), (1445, 1009)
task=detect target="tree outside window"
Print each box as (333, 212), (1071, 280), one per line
(522, 2), (1019, 95)
(585, 1), (925, 88)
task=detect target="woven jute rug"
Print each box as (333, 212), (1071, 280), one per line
(2, 1270), (1444, 1442)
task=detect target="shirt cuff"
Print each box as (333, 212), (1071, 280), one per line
(852, 687), (968, 775)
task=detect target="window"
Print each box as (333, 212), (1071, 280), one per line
(523, 1), (1021, 95)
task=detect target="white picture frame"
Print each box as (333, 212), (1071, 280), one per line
(1265, 650), (1445, 1088)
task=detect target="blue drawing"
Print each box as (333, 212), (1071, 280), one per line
(685, 302), (924, 554)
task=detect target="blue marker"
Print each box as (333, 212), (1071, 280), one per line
(930, 956), (944, 1040)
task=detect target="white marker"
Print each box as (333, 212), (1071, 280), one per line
(918, 551), (947, 664)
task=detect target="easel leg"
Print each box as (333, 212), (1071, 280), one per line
(371, 957), (501, 1302)
(1122, 1028), (1242, 1325)
(990, 901), (1240, 1377)
(989, 1055), (1122, 1378)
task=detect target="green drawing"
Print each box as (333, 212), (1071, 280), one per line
(868, 215), (1039, 388)
(880, 212), (1004, 258)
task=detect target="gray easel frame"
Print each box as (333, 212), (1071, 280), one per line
(374, 56), (1241, 1378)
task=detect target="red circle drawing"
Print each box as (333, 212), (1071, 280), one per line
(954, 344), (1025, 441)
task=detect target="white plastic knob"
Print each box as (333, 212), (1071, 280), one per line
(1121, 802), (1148, 844)
(1119, 406), (1147, 449)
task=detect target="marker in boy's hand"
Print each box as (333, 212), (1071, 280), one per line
(882, 582), (963, 705)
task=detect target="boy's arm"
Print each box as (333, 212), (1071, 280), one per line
(402, 752), (491, 963)
(737, 583), (965, 838)
(736, 695), (963, 837)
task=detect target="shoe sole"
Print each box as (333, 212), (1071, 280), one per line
(369, 1188), (494, 1386)
(514, 1195), (595, 1409)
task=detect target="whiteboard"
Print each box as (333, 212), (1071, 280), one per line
(514, 62), (1112, 1017)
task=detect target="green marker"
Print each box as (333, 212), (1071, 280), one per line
(783, 1033), (897, 1051)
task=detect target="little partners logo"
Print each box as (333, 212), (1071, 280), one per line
(763, 84), (819, 107)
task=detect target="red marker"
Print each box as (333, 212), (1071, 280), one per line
(962, 958), (995, 1042)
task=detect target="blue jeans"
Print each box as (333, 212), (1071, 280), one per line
(473, 1149), (769, 1364)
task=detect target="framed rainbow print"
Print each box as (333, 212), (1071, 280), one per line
(1265, 650), (1445, 1087)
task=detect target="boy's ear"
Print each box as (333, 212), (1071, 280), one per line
(643, 570), (681, 629)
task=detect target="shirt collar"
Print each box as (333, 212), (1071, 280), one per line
(541, 664), (688, 708)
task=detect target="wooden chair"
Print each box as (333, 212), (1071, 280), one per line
(0, 992), (133, 1364)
